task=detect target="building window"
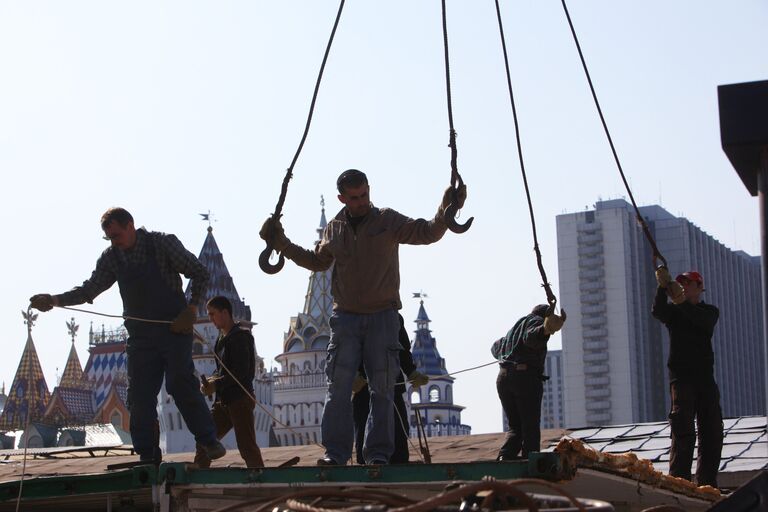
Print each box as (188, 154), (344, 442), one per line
(429, 386), (440, 403)
(411, 391), (421, 404)
(110, 410), (122, 427)
(168, 413), (175, 431)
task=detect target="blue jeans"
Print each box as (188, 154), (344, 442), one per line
(126, 329), (217, 458)
(321, 309), (400, 464)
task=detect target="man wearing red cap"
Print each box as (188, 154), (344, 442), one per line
(653, 268), (723, 488)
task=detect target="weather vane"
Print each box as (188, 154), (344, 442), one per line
(66, 317), (79, 344)
(412, 291), (429, 303)
(22, 308), (38, 334)
(199, 210), (216, 228)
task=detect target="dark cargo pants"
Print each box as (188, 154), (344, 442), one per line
(668, 378), (723, 487)
(496, 367), (543, 460)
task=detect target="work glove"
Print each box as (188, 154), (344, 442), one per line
(29, 294), (55, 312)
(352, 373), (368, 394)
(440, 184), (468, 213)
(259, 217), (291, 252)
(408, 370), (429, 388)
(200, 376), (217, 397)
(655, 266), (672, 288)
(170, 305), (197, 334)
(668, 282), (686, 305)
(543, 310), (566, 335)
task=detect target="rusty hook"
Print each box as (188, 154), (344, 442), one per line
(258, 244), (285, 275)
(445, 185), (474, 233)
(258, 216), (286, 275)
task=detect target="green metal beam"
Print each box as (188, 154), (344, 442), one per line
(0, 452), (569, 505)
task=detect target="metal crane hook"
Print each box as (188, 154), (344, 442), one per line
(258, 245), (285, 275)
(445, 172), (473, 233)
(258, 216), (285, 275)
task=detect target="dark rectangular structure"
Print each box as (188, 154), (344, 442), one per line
(718, 79), (768, 196)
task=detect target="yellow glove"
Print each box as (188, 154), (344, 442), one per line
(352, 373), (368, 394)
(408, 370), (429, 388)
(668, 281), (686, 305)
(440, 184), (467, 212)
(655, 266), (672, 288)
(259, 217), (290, 252)
(543, 310), (566, 335)
(170, 305), (197, 334)
(200, 376), (217, 397)
(29, 294), (56, 312)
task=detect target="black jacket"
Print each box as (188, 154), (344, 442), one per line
(652, 287), (719, 381)
(212, 323), (256, 404)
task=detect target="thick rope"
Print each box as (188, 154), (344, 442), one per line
(493, 0), (557, 308)
(559, 0), (667, 268)
(268, 0), (346, 221)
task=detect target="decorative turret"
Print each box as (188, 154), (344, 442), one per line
(185, 223), (252, 323)
(0, 311), (51, 431)
(408, 295), (471, 438)
(58, 318), (85, 387)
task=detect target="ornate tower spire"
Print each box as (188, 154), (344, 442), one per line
(0, 310), (51, 430)
(185, 223), (252, 323)
(59, 318), (85, 387)
(411, 295), (448, 377)
(302, 197), (333, 324)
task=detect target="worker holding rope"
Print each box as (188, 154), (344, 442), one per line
(195, 295), (264, 469)
(652, 269), (723, 488)
(260, 169), (465, 465)
(491, 304), (565, 461)
(28, 207), (226, 464)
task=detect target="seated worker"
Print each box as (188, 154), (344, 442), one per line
(352, 313), (428, 464)
(195, 296), (264, 468)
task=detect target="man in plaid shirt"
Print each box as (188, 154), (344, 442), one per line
(30, 207), (225, 464)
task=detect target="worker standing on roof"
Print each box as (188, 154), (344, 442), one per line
(260, 169), (465, 465)
(492, 304), (565, 461)
(652, 268), (723, 488)
(352, 313), (428, 465)
(28, 207), (226, 464)
(196, 295), (264, 469)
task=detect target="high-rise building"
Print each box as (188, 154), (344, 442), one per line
(557, 199), (765, 427)
(541, 350), (564, 429)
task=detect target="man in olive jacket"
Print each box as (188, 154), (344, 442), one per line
(260, 169), (466, 465)
(195, 296), (264, 468)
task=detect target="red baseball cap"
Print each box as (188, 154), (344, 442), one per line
(675, 271), (704, 285)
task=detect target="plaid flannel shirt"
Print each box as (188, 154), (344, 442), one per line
(56, 228), (209, 307)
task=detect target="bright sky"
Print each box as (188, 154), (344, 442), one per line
(1, 1), (766, 435)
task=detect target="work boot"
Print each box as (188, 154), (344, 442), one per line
(317, 456), (341, 466)
(202, 440), (226, 460)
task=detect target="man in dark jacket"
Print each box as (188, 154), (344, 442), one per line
(29, 207), (224, 464)
(352, 313), (428, 464)
(491, 304), (564, 461)
(195, 296), (264, 468)
(652, 268), (723, 488)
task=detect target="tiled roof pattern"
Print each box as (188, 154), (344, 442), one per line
(57, 388), (95, 421)
(59, 343), (85, 387)
(84, 344), (127, 409)
(546, 416), (768, 474)
(0, 333), (51, 430)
